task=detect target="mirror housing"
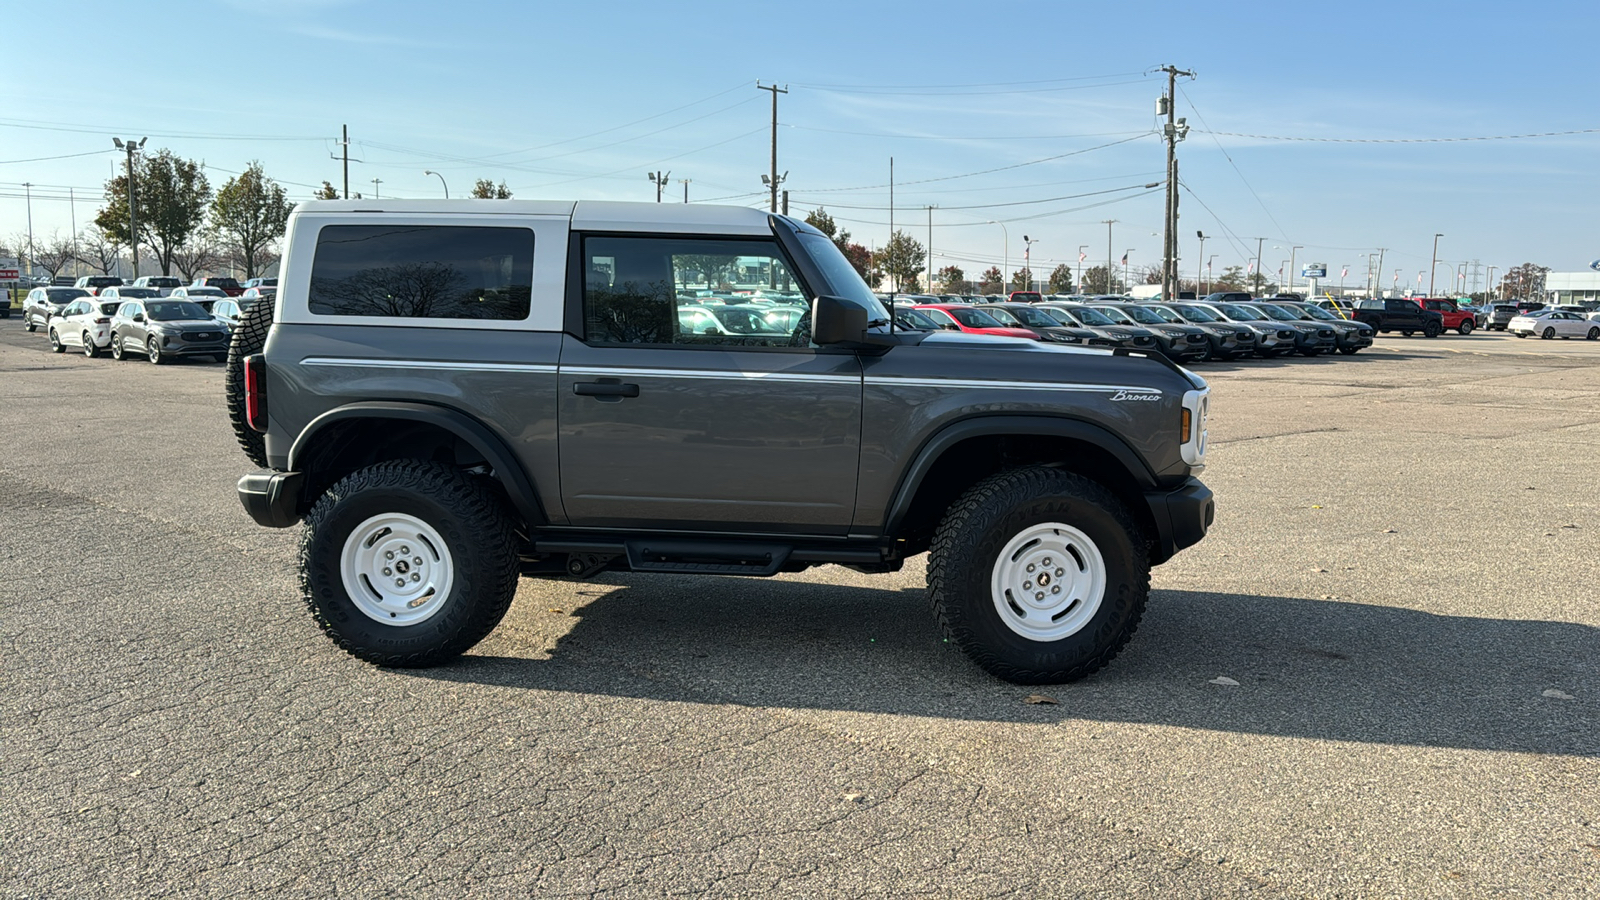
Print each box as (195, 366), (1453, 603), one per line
(812, 295), (919, 353)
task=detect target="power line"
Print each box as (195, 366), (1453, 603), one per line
(803, 134), (1155, 194)
(0, 149), (116, 165)
(1193, 126), (1600, 143)
(0, 117), (324, 141)
(789, 181), (1160, 212)
(1179, 86), (1290, 244)
(782, 124), (1151, 141)
(790, 76), (1156, 96)
(823, 188), (1161, 229)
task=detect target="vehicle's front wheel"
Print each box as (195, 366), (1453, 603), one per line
(1588, 327), (1599, 341)
(147, 338), (165, 364)
(25, 316), (37, 333)
(1459, 320), (1474, 335)
(48, 328), (64, 352)
(111, 336), (127, 360)
(301, 460), (520, 667)
(927, 467), (1148, 684)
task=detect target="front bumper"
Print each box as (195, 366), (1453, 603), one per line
(238, 470), (304, 528)
(1144, 477), (1214, 565)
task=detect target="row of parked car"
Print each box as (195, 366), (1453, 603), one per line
(15, 277), (273, 363)
(881, 292), (1375, 362)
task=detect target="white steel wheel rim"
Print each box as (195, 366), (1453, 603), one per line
(990, 522), (1106, 642)
(340, 513), (455, 626)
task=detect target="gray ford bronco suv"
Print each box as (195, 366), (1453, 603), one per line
(228, 200), (1213, 684)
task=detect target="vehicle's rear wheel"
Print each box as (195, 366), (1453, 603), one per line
(25, 316), (37, 333)
(1459, 320), (1474, 335)
(111, 335), (126, 360)
(147, 338), (165, 364)
(1542, 327), (1556, 340)
(48, 328), (64, 352)
(927, 466), (1148, 684)
(300, 460), (520, 667)
(225, 295), (276, 468)
(82, 332), (100, 358)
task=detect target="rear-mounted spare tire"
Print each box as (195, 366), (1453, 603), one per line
(225, 294), (276, 468)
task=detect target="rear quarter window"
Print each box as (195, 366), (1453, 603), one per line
(308, 224), (534, 320)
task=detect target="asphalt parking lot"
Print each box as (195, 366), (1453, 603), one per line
(2, 323), (1596, 898)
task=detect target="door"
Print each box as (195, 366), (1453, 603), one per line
(557, 234), (863, 533)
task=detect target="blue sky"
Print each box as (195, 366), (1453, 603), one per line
(3, 0), (1597, 290)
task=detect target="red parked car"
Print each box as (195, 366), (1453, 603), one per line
(912, 303), (1040, 339)
(1413, 298), (1476, 335)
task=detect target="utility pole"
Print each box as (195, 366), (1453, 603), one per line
(758, 82), (788, 212)
(926, 206), (934, 292)
(1195, 231), (1206, 297)
(1374, 248), (1388, 297)
(677, 178), (691, 203)
(1103, 220), (1115, 294)
(22, 183), (34, 280)
(1254, 237), (1266, 295)
(371, 178), (382, 199)
(888, 157), (894, 243)
(340, 124), (350, 199)
(69, 188), (78, 277)
(782, 190), (789, 215)
(1487, 265), (1498, 301)
(113, 137), (146, 277)
(1428, 233), (1442, 296)
(1159, 65), (1194, 302)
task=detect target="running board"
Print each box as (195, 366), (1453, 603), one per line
(626, 540), (790, 575)
(531, 538), (890, 578)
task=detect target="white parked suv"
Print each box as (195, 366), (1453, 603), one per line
(47, 297), (121, 357)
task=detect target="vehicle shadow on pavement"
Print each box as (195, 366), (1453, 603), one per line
(406, 577), (1599, 756)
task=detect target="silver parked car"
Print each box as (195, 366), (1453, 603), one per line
(23, 286), (91, 332)
(109, 299), (232, 364)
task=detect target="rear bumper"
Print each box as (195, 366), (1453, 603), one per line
(237, 470), (304, 528)
(1144, 477), (1214, 565)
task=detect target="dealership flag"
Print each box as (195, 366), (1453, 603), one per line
(1079, 251), (1086, 262)
(1247, 261), (1255, 273)
(1341, 266), (1348, 277)
(1120, 252), (1128, 265)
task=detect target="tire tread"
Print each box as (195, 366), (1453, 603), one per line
(224, 295), (276, 467)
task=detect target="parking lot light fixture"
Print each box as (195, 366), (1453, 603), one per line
(423, 170), (449, 198)
(114, 136), (147, 278)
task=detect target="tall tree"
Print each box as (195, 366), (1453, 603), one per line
(1139, 264), (1163, 285)
(1048, 263), (1075, 293)
(978, 266), (1003, 293)
(1008, 267), (1033, 291)
(29, 233), (77, 280)
(1081, 265), (1124, 294)
(804, 207), (839, 240)
(95, 148), (211, 276)
(1214, 265), (1247, 291)
(840, 242), (874, 283)
(937, 265), (966, 293)
(1502, 262), (1548, 299)
(212, 162), (292, 279)
(879, 230), (925, 291)
(76, 227), (125, 276)
(171, 239), (223, 282)
(315, 181), (340, 200)
(471, 179), (513, 199)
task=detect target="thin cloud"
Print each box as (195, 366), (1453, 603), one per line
(290, 25), (443, 48)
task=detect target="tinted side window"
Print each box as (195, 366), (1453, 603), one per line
(308, 225), (533, 320)
(581, 236), (809, 348)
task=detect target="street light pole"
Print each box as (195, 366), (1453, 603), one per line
(1428, 233), (1442, 296)
(1077, 244), (1088, 294)
(112, 137), (146, 278)
(1022, 235), (1038, 291)
(1206, 255), (1217, 295)
(423, 170), (449, 198)
(1195, 231), (1206, 298)
(988, 221), (1008, 291)
(1487, 265), (1498, 302)
(677, 178), (691, 203)
(1124, 249), (1134, 294)
(1104, 220), (1116, 294)
(1288, 245), (1302, 296)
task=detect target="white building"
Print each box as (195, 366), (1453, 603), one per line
(1545, 271), (1600, 305)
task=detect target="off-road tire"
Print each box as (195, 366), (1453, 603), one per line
(926, 466), (1149, 685)
(49, 328), (64, 352)
(300, 460), (520, 667)
(225, 295), (276, 468)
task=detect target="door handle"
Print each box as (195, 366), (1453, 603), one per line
(573, 380), (640, 399)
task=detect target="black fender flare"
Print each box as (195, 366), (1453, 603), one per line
(880, 414), (1160, 537)
(288, 400), (547, 527)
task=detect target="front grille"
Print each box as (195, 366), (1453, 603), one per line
(1134, 335), (1155, 346)
(183, 331), (220, 342)
(1318, 329), (1334, 338)
(1236, 330), (1254, 340)
(1185, 333), (1205, 343)
(1278, 330), (1295, 340)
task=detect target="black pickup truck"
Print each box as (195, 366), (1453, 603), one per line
(1352, 298), (1443, 337)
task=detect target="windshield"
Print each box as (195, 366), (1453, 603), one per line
(796, 232), (890, 324)
(98, 302), (120, 315)
(1217, 303), (1265, 321)
(1252, 303), (1299, 321)
(1010, 292), (1042, 303)
(187, 288), (227, 297)
(1301, 305), (1337, 321)
(1005, 306), (1061, 328)
(1144, 305), (1185, 324)
(948, 307), (1006, 328)
(895, 308), (942, 330)
(982, 307), (1022, 325)
(146, 301), (208, 321)
(46, 288), (90, 301)
(1116, 306), (1167, 326)
(146, 278), (181, 287)
(1172, 304), (1222, 323)
(1091, 307), (1135, 324)
(1065, 306), (1116, 326)
(117, 288), (158, 299)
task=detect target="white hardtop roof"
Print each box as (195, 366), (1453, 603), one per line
(291, 199), (776, 235)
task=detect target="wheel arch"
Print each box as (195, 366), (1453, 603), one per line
(881, 415), (1162, 555)
(288, 401), (548, 528)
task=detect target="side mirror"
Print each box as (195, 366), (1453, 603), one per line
(811, 295), (871, 346)
(133, 314), (145, 323)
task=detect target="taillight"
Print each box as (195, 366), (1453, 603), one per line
(95, 317), (110, 324)
(244, 354), (268, 432)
